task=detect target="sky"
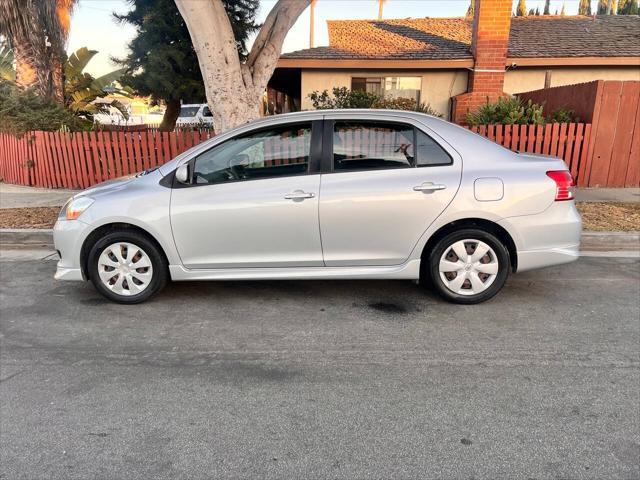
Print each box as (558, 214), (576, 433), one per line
(67, 0), (603, 77)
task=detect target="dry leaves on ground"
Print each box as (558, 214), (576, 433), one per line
(0, 202), (638, 232)
(0, 207), (60, 229)
(577, 202), (640, 232)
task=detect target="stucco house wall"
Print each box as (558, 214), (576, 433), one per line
(299, 66), (639, 119)
(504, 66), (640, 93)
(300, 70), (469, 119)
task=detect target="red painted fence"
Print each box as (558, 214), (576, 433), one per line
(467, 123), (592, 185)
(0, 130), (214, 189)
(0, 122), (606, 189)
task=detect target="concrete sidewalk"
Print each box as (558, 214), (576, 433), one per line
(0, 183), (637, 209)
(0, 183), (78, 209)
(575, 187), (639, 203)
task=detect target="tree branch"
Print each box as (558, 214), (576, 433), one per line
(246, 0), (310, 90)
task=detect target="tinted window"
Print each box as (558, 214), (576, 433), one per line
(333, 122), (414, 171)
(179, 106), (199, 117)
(192, 124), (312, 185)
(416, 130), (452, 166)
(202, 106), (213, 117)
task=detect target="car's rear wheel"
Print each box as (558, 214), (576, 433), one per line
(87, 230), (167, 304)
(427, 228), (509, 304)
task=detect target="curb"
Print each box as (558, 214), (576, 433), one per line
(0, 229), (54, 248)
(1, 229), (639, 253)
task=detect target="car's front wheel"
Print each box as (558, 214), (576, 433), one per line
(427, 228), (510, 304)
(87, 230), (168, 304)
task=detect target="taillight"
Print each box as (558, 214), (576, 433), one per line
(546, 170), (575, 201)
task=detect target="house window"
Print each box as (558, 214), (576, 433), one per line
(352, 76), (421, 103)
(351, 77), (383, 96)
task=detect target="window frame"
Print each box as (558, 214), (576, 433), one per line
(174, 120), (323, 188)
(322, 119), (452, 174)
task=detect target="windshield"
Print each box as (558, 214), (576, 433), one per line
(179, 106), (199, 117)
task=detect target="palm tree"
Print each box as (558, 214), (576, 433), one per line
(0, 0), (76, 101)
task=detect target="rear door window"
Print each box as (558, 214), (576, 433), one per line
(333, 121), (415, 171)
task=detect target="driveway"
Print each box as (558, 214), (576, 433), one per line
(0, 256), (638, 479)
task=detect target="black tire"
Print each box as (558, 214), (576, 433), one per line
(425, 228), (510, 305)
(87, 230), (168, 304)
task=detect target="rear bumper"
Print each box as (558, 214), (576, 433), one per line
(498, 201), (582, 273)
(515, 243), (580, 272)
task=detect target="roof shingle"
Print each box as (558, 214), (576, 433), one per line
(281, 15), (640, 61)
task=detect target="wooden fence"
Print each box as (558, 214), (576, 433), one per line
(0, 130), (214, 189)
(0, 121), (612, 189)
(467, 123), (592, 185)
(519, 80), (640, 187)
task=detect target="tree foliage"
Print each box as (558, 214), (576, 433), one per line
(0, 80), (88, 134)
(0, 43), (14, 82)
(114, 0), (260, 130)
(65, 47), (130, 122)
(516, 0), (528, 16)
(543, 0), (551, 14)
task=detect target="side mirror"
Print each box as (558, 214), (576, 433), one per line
(175, 164), (190, 184)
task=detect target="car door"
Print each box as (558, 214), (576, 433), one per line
(170, 121), (323, 269)
(319, 116), (462, 266)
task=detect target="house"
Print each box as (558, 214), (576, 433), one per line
(268, 1), (640, 122)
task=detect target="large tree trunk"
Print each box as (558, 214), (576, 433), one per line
(175, 0), (309, 133)
(13, 42), (37, 90)
(159, 99), (181, 132)
(51, 54), (65, 103)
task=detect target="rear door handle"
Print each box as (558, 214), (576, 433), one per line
(284, 190), (315, 200)
(413, 182), (446, 192)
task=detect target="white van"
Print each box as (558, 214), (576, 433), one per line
(175, 104), (214, 127)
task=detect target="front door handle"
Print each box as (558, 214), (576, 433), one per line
(284, 190), (315, 200)
(413, 182), (446, 192)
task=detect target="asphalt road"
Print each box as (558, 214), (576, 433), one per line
(1, 256), (638, 480)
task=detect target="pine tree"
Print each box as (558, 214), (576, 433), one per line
(543, 0), (551, 14)
(561, 3), (566, 14)
(578, 0), (592, 14)
(535, 7), (540, 14)
(516, 0), (527, 15)
(114, 0), (259, 131)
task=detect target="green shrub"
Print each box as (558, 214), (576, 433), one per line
(547, 107), (578, 123)
(0, 81), (90, 134)
(309, 87), (379, 109)
(466, 96), (545, 126)
(308, 88), (442, 116)
(375, 96), (443, 117)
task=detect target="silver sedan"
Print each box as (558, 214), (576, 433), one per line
(53, 110), (581, 304)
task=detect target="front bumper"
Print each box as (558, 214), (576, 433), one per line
(498, 201), (582, 273)
(53, 219), (91, 281)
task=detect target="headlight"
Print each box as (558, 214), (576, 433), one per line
(59, 197), (94, 221)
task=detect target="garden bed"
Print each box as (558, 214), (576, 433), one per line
(0, 203), (638, 232)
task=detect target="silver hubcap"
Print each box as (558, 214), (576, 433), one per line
(439, 239), (499, 296)
(97, 242), (153, 296)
